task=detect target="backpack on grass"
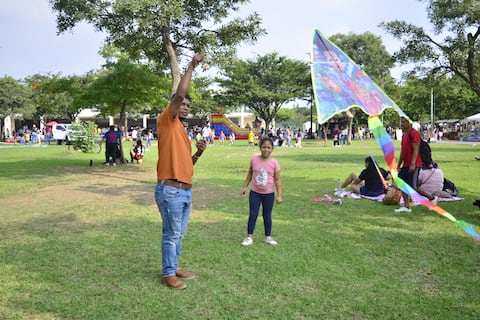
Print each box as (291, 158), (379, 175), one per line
(443, 178), (458, 196)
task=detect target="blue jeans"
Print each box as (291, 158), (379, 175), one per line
(155, 182), (192, 277)
(248, 191), (274, 237)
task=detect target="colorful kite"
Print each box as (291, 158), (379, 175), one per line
(311, 30), (409, 124)
(311, 29), (480, 241)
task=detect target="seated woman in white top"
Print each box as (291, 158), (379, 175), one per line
(417, 161), (444, 204)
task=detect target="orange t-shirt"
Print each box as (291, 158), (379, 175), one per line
(156, 107), (193, 184)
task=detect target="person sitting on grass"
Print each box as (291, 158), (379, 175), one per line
(416, 160), (443, 205)
(130, 139), (145, 164)
(340, 156), (392, 197)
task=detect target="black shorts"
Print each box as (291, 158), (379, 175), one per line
(398, 166), (420, 189)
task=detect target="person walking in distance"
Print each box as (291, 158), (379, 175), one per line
(241, 137), (283, 246)
(155, 53), (207, 290)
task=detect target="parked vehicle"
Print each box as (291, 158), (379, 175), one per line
(52, 124), (71, 144)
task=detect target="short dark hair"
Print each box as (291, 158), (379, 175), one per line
(170, 93), (192, 103)
(109, 125), (115, 130)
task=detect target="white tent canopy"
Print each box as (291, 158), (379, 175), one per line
(466, 112), (480, 122)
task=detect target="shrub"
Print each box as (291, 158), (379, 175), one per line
(68, 121), (101, 153)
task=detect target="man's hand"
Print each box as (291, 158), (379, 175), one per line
(195, 139), (207, 154)
(191, 54), (205, 69)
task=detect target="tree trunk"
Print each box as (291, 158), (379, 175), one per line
(347, 109), (356, 145)
(264, 119), (271, 135)
(0, 117), (3, 142)
(162, 27), (181, 94)
(117, 104), (127, 164)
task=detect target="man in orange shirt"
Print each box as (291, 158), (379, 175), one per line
(155, 53), (207, 290)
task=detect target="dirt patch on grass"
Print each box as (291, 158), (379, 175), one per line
(24, 162), (220, 215)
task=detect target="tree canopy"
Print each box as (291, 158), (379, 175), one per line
(49, 0), (266, 93)
(380, 0), (480, 97)
(79, 57), (167, 161)
(25, 73), (94, 123)
(215, 53), (310, 130)
(0, 76), (35, 125)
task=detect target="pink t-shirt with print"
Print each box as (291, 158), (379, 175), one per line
(250, 155), (280, 194)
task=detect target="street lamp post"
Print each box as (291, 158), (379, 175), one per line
(429, 68), (440, 142)
(306, 52), (314, 138)
(430, 87), (435, 141)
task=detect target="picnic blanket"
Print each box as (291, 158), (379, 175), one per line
(313, 192), (463, 206)
(361, 194), (463, 206)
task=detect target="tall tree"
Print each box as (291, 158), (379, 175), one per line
(380, 0), (480, 98)
(25, 73), (93, 123)
(49, 0), (265, 93)
(0, 76), (34, 136)
(80, 58), (167, 162)
(398, 74), (480, 122)
(190, 76), (218, 118)
(328, 32), (395, 143)
(216, 53), (310, 131)
(25, 73), (59, 122)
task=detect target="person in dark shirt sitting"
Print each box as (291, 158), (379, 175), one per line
(340, 156), (392, 196)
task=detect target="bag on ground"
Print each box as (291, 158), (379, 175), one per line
(382, 187), (402, 205)
(443, 178), (458, 196)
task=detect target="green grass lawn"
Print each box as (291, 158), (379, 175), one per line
(1, 139), (479, 320)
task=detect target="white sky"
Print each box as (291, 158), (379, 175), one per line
(0, 0), (431, 80)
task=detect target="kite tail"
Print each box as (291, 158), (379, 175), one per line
(370, 155), (389, 190)
(368, 115), (480, 241)
(456, 221), (480, 240)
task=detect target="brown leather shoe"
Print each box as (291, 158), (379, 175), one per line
(161, 276), (187, 290)
(176, 269), (196, 280)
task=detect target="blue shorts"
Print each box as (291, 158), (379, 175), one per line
(398, 167), (420, 189)
(360, 186), (385, 197)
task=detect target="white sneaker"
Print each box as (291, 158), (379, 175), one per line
(241, 237), (253, 246)
(431, 196), (439, 206)
(348, 193), (361, 199)
(265, 237), (278, 245)
(394, 207), (412, 213)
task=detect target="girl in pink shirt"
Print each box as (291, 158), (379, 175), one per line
(241, 137), (283, 246)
